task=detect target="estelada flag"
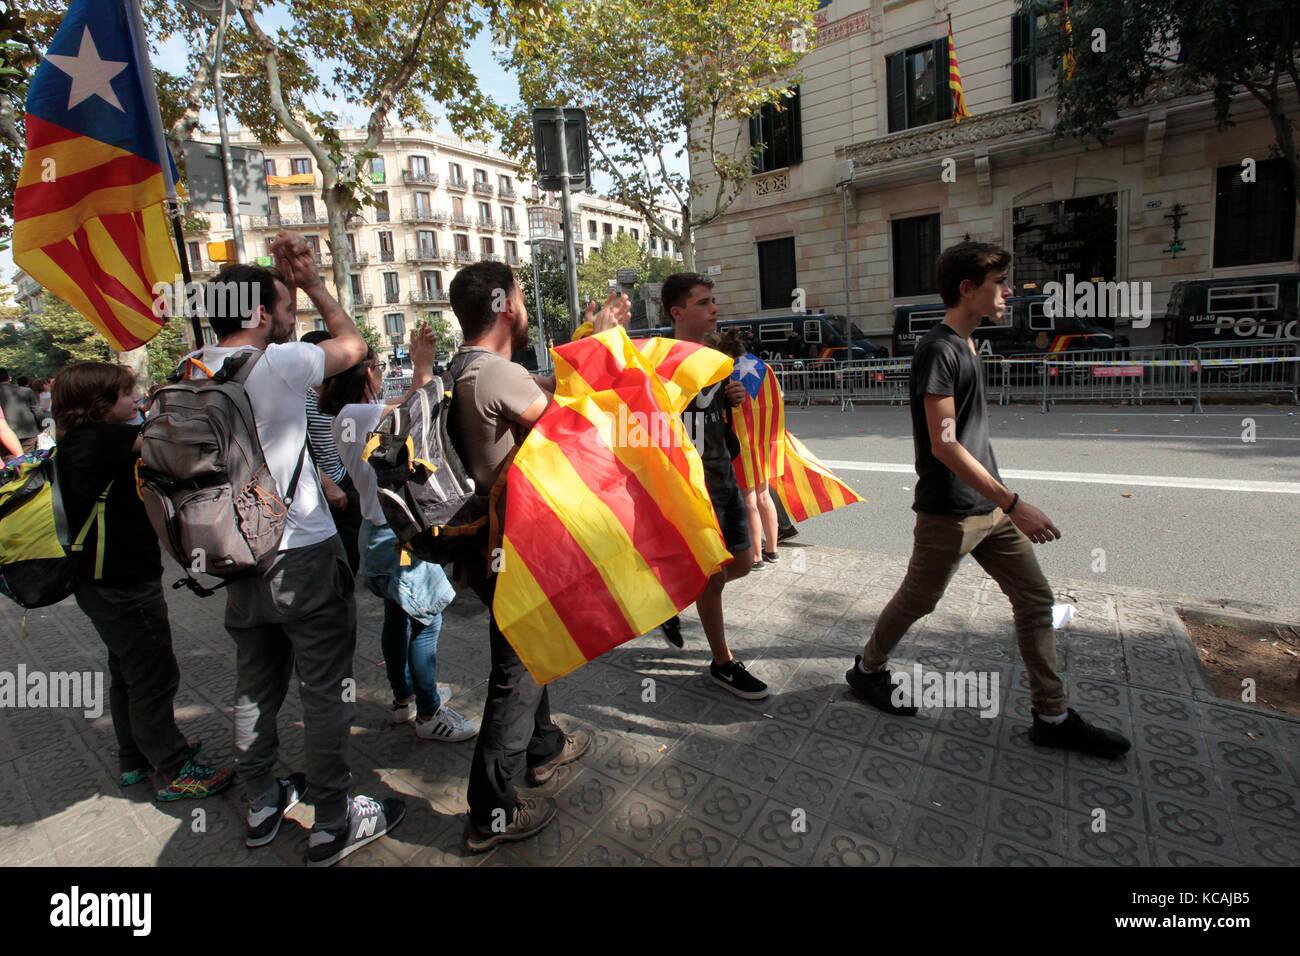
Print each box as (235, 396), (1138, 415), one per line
(1062, 0), (1077, 80)
(947, 17), (972, 122)
(774, 431), (863, 521)
(493, 329), (733, 684)
(13, 0), (180, 351)
(730, 355), (785, 490)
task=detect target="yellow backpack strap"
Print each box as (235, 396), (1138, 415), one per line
(70, 480), (114, 581)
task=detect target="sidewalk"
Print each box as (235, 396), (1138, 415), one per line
(1, 545), (1296, 867)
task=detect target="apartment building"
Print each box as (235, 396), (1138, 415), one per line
(571, 193), (684, 263)
(690, 0), (1298, 346)
(10, 269), (43, 318)
(187, 126), (680, 346)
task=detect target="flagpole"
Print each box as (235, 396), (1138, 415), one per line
(122, 0), (202, 350)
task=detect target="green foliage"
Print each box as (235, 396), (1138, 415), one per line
(1016, 0), (1299, 204)
(356, 317), (383, 356)
(418, 314), (458, 354)
(0, 294), (114, 378)
(517, 254), (571, 344)
(498, 0), (817, 265)
(144, 318), (191, 383)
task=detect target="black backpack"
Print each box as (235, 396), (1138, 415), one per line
(364, 363), (486, 566)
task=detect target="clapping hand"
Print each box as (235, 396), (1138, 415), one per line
(409, 324), (439, 372)
(269, 231), (322, 290)
(586, 292), (632, 333)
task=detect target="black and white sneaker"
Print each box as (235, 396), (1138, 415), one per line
(845, 655), (917, 716)
(709, 659), (769, 700)
(305, 795), (405, 868)
(1029, 708), (1131, 758)
(660, 615), (684, 649)
(245, 773), (307, 848)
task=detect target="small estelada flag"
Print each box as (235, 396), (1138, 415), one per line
(947, 15), (971, 122)
(774, 432), (863, 522)
(1062, 0), (1078, 80)
(730, 355), (785, 490)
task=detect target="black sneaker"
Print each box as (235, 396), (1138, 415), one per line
(762, 550), (779, 562)
(660, 615), (684, 648)
(1029, 708), (1131, 758)
(463, 796), (557, 853)
(526, 727), (594, 786)
(246, 773), (308, 848)
(710, 659), (769, 700)
(751, 560), (765, 571)
(845, 655), (917, 715)
(777, 525), (799, 542)
(305, 795), (405, 867)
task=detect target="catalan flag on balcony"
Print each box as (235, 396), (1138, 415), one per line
(774, 431), (863, 521)
(1062, 0), (1077, 80)
(730, 355), (785, 490)
(947, 15), (971, 123)
(266, 173), (315, 187)
(493, 329), (733, 684)
(12, 0), (179, 352)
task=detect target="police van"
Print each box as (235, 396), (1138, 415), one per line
(892, 295), (1126, 357)
(630, 313), (888, 361)
(1161, 274), (1299, 346)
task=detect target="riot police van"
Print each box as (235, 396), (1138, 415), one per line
(630, 313), (888, 361)
(892, 295), (1126, 357)
(1162, 274), (1299, 346)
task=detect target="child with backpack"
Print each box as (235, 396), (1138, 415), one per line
(51, 362), (234, 800)
(321, 327), (478, 743)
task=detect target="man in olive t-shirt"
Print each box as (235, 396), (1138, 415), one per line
(844, 242), (1130, 759)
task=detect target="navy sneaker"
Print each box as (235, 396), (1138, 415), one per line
(306, 795), (405, 867)
(1030, 708), (1131, 758)
(845, 655), (917, 716)
(246, 773), (307, 848)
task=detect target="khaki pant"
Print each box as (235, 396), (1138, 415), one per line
(863, 509), (1066, 715)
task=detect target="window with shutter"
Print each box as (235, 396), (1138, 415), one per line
(892, 214), (941, 297)
(1214, 159), (1295, 267)
(757, 237), (798, 310)
(749, 86), (803, 173)
(1011, 13), (1038, 102)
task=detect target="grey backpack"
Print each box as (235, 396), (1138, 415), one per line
(138, 350), (307, 593)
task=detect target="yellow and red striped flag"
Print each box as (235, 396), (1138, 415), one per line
(13, 0), (179, 351)
(493, 329), (733, 684)
(947, 15), (971, 122)
(774, 431), (863, 521)
(730, 358), (785, 490)
(1062, 0), (1077, 80)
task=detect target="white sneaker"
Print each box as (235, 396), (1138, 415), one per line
(390, 685), (452, 724)
(414, 704), (479, 742)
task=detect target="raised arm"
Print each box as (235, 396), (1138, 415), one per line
(271, 231), (367, 378)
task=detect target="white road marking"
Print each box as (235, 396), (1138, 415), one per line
(821, 460), (1300, 494)
(1056, 432), (1300, 442)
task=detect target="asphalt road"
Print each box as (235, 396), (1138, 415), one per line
(783, 402), (1300, 609)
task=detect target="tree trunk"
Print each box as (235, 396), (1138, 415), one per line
(322, 185), (354, 317)
(679, 204), (695, 271)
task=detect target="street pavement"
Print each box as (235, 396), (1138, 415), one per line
(786, 403), (1300, 609)
(1, 542), (1297, 867)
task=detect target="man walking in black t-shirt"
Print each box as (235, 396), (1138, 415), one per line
(845, 242), (1129, 758)
(659, 273), (768, 700)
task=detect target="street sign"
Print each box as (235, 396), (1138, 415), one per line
(532, 108), (591, 191)
(616, 268), (639, 284)
(182, 142), (270, 217)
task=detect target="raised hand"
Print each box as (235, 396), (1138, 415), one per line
(587, 291), (632, 333)
(269, 231), (322, 290)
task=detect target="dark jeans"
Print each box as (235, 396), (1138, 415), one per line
(329, 474), (363, 577)
(73, 576), (190, 777)
(224, 535), (357, 830)
(462, 553), (565, 828)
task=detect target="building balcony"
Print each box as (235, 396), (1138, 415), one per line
(379, 249), (396, 263)
(409, 290), (450, 305)
(454, 250), (475, 264)
(190, 260), (217, 277)
(296, 297), (319, 313)
(502, 220), (520, 235)
(353, 293), (373, 307)
(402, 170), (439, 186)
(450, 213), (473, 227)
(480, 252), (502, 263)
(477, 217), (495, 230)
(382, 291), (402, 304)
(506, 255), (523, 267)
(446, 178), (469, 193)
(405, 248), (453, 265)
(472, 181), (494, 197)
(499, 186), (517, 200)
(400, 207), (449, 224)
(321, 251), (369, 269)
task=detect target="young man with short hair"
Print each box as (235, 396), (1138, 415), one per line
(450, 261), (628, 851)
(659, 273), (768, 700)
(845, 241), (1129, 757)
(0, 368), (41, 455)
(192, 231), (406, 864)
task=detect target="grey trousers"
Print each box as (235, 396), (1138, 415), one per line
(225, 535), (357, 830)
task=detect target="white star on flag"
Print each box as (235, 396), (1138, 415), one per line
(734, 354), (761, 381)
(45, 26), (127, 112)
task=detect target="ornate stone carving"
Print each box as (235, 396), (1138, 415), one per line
(838, 103), (1044, 170)
(752, 171), (790, 197)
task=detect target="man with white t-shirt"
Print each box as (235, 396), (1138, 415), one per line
(189, 231), (404, 866)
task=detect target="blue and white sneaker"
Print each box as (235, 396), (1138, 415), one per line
(245, 773), (308, 847)
(306, 795), (406, 867)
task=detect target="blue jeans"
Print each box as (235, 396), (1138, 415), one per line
(358, 520), (456, 717)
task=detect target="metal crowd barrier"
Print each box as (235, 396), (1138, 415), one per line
(769, 343), (1300, 414)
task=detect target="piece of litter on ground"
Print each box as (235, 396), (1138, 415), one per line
(932, 802), (942, 807)
(762, 713), (774, 719)
(1247, 732), (1257, 740)
(1052, 603), (1076, 630)
(1121, 493), (1133, 498)
(657, 745), (667, 753)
